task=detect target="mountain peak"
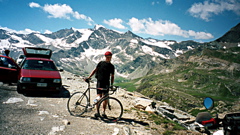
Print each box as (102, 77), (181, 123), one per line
(216, 23), (240, 43)
(94, 24), (105, 30)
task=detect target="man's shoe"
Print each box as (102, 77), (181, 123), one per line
(102, 113), (107, 118)
(94, 113), (100, 117)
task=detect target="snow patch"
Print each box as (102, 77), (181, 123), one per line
(38, 111), (50, 115)
(48, 125), (65, 135)
(3, 97), (24, 104)
(35, 34), (54, 45)
(175, 49), (184, 57)
(141, 39), (173, 50)
(80, 46), (110, 63)
(75, 29), (93, 43)
(187, 46), (194, 50)
(130, 39), (138, 44)
(26, 99), (38, 107)
(142, 45), (168, 59)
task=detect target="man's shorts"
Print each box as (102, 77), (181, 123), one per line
(96, 80), (109, 95)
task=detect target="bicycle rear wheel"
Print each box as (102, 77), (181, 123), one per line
(67, 92), (88, 116)
(97, 97), (123, 122)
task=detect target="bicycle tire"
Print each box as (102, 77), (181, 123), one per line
(97, 97), (123, 122)
(67, 92), (88, 116)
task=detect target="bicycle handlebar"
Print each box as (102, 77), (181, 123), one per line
(97, 86), (119, 91)
(84, 78), (119, 93)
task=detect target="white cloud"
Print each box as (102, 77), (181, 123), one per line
(188, 0), (240, 21)
(127, 18), (145, 33)
(166, 0), (173, 5)
(72, 11), (94, 25)
(0, 26), (39, 34)
(103, 18), (127, 29)
(29, 2), (94, 25)
(29, 2), (40, 8)
(127, 17), (214, 40)
(43, 4), (73, 20)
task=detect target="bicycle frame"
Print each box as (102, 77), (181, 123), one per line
(82, 81), (115, 109)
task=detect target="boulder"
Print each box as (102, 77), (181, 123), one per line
(134, 97), (153, 107)
(145, 105), (156, 113)
(134, 104), (146, 110)
(174, 113), (190, 120)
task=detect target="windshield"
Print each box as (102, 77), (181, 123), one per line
(22, 60), (58, 71)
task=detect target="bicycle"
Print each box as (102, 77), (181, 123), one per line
(67, 78), (123, 122)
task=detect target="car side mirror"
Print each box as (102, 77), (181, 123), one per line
(203, 97), (214, 110)
(59, 69), (64, 72)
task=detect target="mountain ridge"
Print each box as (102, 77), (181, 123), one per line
(0, 26), (192, 78)
(0, 23), (239, 79)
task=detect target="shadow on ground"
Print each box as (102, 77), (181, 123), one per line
(0, 83), (18, 91)
(81, 115), (149, 126)
(22, 85), (70, 98)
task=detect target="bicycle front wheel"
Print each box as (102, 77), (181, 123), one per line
(97, 97), (123, 122)
(67, 92), (88, 116)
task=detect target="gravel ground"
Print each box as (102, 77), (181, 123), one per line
(0, 71), (201, 135)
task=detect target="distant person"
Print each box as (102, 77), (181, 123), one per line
(4, 50), (10, 57)
(86, 51), (115, 118)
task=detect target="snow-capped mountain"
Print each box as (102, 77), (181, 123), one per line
(0, 25), (203, 79)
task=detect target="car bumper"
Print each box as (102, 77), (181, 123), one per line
(18, 82), (62, 92)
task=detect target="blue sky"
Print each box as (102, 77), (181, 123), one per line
(0, 0), (239, 42)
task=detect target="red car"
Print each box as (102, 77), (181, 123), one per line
(0, 55), (20, 83)
(17, 47), (63, 94)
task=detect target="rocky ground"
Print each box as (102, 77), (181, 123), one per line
(0, 71), (202, 135)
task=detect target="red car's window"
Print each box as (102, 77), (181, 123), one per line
(22, 60), (58, 71)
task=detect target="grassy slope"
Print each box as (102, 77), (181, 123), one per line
(116, 47), (240, 115)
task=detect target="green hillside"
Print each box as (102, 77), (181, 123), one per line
(116, 47), (240, 115)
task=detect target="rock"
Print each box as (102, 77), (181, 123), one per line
(199, 107), (206, 110)
(174, 113), (190, 120)
(156, 107), (176, 119)
(145, 105), (156, 113)
(159, 106), (175, 113)
(178, 79), (187, 82)
(112, 127), (120, 135)
(218, 101), (226, 107)
(134, 97), (153, 107)
(62, 119), (70, 125)
(133, 129), (152, 135)
(183, 117), (196, 124)
(134, 104), (146, 110)
(123, 126), (132, 135)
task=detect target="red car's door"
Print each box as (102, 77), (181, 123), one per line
(0, 55), (19, 83)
